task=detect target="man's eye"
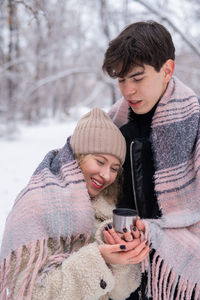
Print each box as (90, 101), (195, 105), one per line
(118, 78), (125, 83)
(133, 77), (143, 82)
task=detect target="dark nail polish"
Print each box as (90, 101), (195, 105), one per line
(123, 227), (127, 233)
(104, 227), (108, 231)
(120, 245), (126, 250)
(132, 226), (137, 231)
(145, 240), (149, 246)
(149, 242), (152, 248)
(108, 224), (112, 229)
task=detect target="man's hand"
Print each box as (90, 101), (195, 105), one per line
(136, 218), (146, 233)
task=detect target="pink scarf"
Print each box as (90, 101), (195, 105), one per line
(0, 138), (94, 299)
(109, 77), (200, 300)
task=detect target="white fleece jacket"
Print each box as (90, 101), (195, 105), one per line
(13, 196), (141, 300)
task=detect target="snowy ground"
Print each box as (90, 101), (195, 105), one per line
(0, 106), (97, 244)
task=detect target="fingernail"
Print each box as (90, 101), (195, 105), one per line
(132, 226), (137, 231)
(104, 227), (108, 231)
(120, 245), (126, 250)
(123, 227), (127, 233)
(145, 240), (149, 246)
(108, 224), (112, 229)
(149, 242), (152, 248)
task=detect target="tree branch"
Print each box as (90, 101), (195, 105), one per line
(134, 0), (200, 57)
(25, 67), (95, 96)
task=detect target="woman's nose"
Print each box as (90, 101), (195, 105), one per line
(100, 168), (111, 181)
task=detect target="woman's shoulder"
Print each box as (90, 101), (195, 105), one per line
(92, 195), (115, 222)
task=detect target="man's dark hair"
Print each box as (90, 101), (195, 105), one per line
(102, 20), (175, 78)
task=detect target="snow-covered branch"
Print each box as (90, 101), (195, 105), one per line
(25, 68), (95, 96)
(135, 0), (200, 57)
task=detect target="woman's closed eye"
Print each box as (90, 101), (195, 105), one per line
(111, 167), (119, 173)
(96, 159), (104, 166)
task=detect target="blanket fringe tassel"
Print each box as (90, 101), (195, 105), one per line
(146, 252), (199, 300)
(0, 234), (90, 299)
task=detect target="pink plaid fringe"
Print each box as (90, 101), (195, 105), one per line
(0, 234), (90, 299)
(146, 252), (199, 300)
(0, 140), (94, 299)
(110, 77), (200, 299)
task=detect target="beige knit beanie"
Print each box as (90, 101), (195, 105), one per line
(70, 107), (126, 164)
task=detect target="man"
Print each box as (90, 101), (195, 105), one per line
(102, 21), (200, 300)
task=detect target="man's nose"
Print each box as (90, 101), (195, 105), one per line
(123, 82), (136, 97)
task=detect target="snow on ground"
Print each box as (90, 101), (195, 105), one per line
(0, 106), (96, 244)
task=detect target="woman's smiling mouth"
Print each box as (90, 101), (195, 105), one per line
(91, 178), (104, 190)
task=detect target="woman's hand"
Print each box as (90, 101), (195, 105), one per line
(101, 222), (150, 264)
(98, 240), (150, 265)
(103, 223), (140, 245)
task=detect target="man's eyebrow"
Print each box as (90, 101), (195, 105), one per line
(127, 70), (145, 79)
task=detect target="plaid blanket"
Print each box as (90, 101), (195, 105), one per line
(0, 137), (94, 299)
(109, 77), (200, 300)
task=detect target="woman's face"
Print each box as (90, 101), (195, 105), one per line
(80, 154), (120, 198)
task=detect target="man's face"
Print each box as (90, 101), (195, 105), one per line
(117, 63), (170, 114)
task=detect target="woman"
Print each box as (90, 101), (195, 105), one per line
(0, 107), (149, 300)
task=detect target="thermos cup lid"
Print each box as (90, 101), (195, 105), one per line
(113, 208), (137, 233)
(113, 208), (137, 216)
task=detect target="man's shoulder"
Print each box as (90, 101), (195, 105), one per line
(172, 76), (197, 99)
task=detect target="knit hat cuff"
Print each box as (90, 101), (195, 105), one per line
(70, 107), (126, 164)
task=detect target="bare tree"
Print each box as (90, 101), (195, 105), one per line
(7, 0), (19, 119)
(0, 0), (200, 135)
(135, 0), (200, 57)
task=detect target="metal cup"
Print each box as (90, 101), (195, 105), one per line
(113, 208), (138, 233)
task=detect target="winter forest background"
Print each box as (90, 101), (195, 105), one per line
(0, 0), (200, 241)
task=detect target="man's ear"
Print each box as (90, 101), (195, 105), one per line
(163, 59), (175, 83)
